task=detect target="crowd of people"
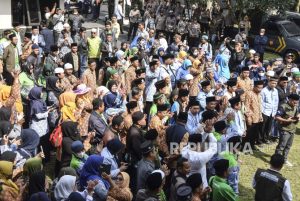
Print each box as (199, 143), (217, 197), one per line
(0, 0), (297, 200)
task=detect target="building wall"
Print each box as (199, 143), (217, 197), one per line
(0, 0), (12, 29)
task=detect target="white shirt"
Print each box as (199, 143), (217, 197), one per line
(186, 111), (203, 135)
(181, 133), (217, 187)
(116, 4), (124, 20)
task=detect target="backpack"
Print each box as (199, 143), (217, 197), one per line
(49, 124), (62, 148)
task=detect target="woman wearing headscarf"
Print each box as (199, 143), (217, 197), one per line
(50, 167), (77, 200)
(100, 138), (125, 178)
(61, 121), (81, 168)
(215, 54), (230, 82)
(0, 161), (24, 201)
(103, 80), (125, 110)
(18, 128), (40, 159)
(29, 192), (51, 201)
(73, 84), (93, 137)
(67, 192), (85, 201)
(0, 106), (13, 137)
(103, 172), (133, 201)
(0, 151), (17, 163)
(27, 170), (47, 199)
(61, 102), (77, 122)
(46, 76), (62, 132)
(189, 59), (204, 97)
(0, 71), (23, 113)
(79, 155), (110, 195)
(29, 87), (49, 139)
(54, 175), (76, 201)
(19, 64), (37, 125)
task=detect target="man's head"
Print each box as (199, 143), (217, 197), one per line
(50, 45), (59, 56)
(138, 22), (145, 31)
(131, 87), (142, 101)
(130, 56), (139, 68)
(240, 67), (250, 79)
(126, 101), (139, 114)
(88, 59), (97, 71)
(278, 76), (288, 88)
(106, 33), (113, 42)
(253, 80), (264, 93)
(155, 80), (167, 94)
(162, 54), (174, 65)
(174, 34), (182, 44)
(54, 68), (65, 79)
(79, 27), (86, 36)
(32, 26), (39, 35)
(288, 94), (300, 108)
(9, 34), (18, 46)
(206, 96), (217, 110)
(31, 44), (39, 56)
(91, 28), (97, 38)
(214, 159), (230, 178)
(92, 98), (105, 113)
(141, 140), (157, 161)
(111, 15), (117, 23)
(227, 79), (237, 93)
(270, 154), (285, 170)
(157, 104), (169, 120)
(285, 53), (294, 63)
(111, 114), (124, 132)
(189, 100), (200, 115)
(268, 77), (278, 89)
(24, 32), (32, 42)
(178, 89), (189, 102)
(260, 28), (265, 36)
(229, 96), (241, 110)
(201, 80), (211, 93)
(12, 22), (21, 32)
(254, 53), (260, 62)
(105, 21), (112, 30)
(177, 156), (191, 175)
(214, 121), (227, 134)
(71, 43), (78, 53)
(64, 63), (73, 75)
(132, 111), (146, 127)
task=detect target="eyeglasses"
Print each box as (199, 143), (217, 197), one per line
(113, 177), (123, 181)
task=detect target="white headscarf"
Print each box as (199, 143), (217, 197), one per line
(54, 175), (76, 201)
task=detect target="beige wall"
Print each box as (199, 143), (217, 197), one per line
(0, 0), (12, 29)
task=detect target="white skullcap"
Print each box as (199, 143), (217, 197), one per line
(64, 63), (73, 70)
(184, 74), (193, 81)
(91, 28), (97, 33)
(54, 67), (64, 74)
(291, 67), (299, 73)
(249, 49), (256, 54)
(63, 23), (70, 28)
(152, 169), (165, 179)
(266, 70), (275, 77)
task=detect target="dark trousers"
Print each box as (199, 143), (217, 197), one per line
(275, 130), (294, 161)
(166, 31), (175, 44)
(188, 36), (200, 48)
(245, 122), (261, 147)
(39, 133), (52, 163)
(260, 114), (273, 143)
(128, 22), (138, 40)
(92, 3), (101, 20)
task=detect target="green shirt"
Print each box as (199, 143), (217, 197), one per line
(220, 151), (238, 168)
(209, 176), (239, 201)
(213, 131), (222, 142)
(149, 104), (157, 117)
(87, 36), (101, 58)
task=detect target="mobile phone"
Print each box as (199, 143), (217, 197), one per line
(99, 164), (111, 175)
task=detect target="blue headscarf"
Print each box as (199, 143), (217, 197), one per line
(29, 192), (51, 201)
(79, 155), (110, 190)
(19, 128), (40, 158)
(29, 87), (47, 119)
(215, 54), (230, 80)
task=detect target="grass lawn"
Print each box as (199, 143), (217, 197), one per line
(238, 134), (300, 201)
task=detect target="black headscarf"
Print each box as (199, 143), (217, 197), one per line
(46, 76), (62, 98)
(0, 107), (11, 121)
(29, 170), (46, 196)
(19, 129), (40, 158)
(61, 121), (80, 141)
(29, 192), (51, 201)
(0, 107), (12, 137)
(0, 151), (17, 162)
(67, 192), (85, 201)
(29, 87), (47, 117)
(106, 138), (124, 155)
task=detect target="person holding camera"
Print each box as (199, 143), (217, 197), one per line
(275, 94), (300, 167)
